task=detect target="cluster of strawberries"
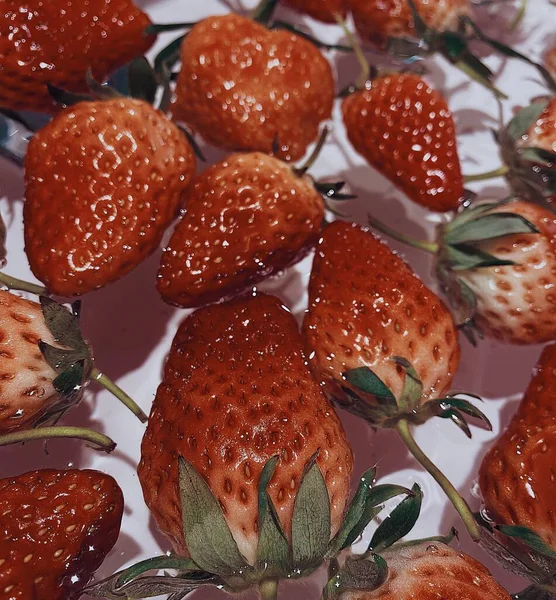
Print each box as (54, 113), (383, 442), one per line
(0, 0), (554, 599)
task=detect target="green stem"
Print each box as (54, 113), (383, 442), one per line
(396, 419), (481, 542)
(90, 367), (148, 423)
(336, 16), (370, 90)
(294, 127), (329, 177)
(0, 426), (116, 453)
(258, 578), (279, 600)
(509, 0), (528, 32)
(0, 272), (48, 295)
(368, 215), (439, 254)
(464, 165), (510, 183)
(251, 0), (279, 24)
(454, 60), (508, 100)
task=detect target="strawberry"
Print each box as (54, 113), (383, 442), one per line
(138, 292), (353, 564)
(173, 14), (335, 161)
(479, 344), (556, 550)
(24, 97), (196, 297)
(282, 0), (348, 23)
(0, 0), (155, 114)
(157, 151), (325, 308)
(0, 468), (123, 600)
(0, 290), (146, 451)
(342, 73), (465, 212)
(323, 542), (511, 599)
(546, 46), (556, 79)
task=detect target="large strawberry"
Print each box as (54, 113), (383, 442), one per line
(0, 290), (146, 451)
(342, 73), (465, 212)
(173, 13), (335, 161)
(0, 468), (123, 600)
(0, 0), (155, 114)
(24, 96), (196, 296)
(157, 151), (327, 308)
(282, 0), (348, 23)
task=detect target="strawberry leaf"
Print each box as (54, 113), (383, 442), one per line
(40, 296), (87, 351)
(497, 526), (556, 560)
(445, 244), (515, 271)
(178, 456), (250, 576)
(322, 554), (388, 600)
(291, 454), (331, 572)
(444, 199), (510, 233)
(344, 368), (396, 404)
(128, 57), (158, 104)
(369, 484), (423, 553)
(444, 213), (539, 245)
(506, 102), (549, 140)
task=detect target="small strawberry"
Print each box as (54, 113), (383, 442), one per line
(173, 13), (335, 161)
(323, 541), (511, 600)
(0, 468), (123, 600)
(157, 150), (328, 308)
(24, 96), (196, 296)
(0, 290), (146, 451)
(282, 0), (348, 23)
(342, 73), (465, 212)
(0, 0), (155, 114)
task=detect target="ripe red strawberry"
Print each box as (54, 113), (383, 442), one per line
(479, 344), (556, 549)
(347, 0), (470, 50)
(0, 0), (155, 114)
(173, 14), (335, 161)
(323, 542), (511, 599)
(0, 468), (123, 600)
(546, 46), (556, 79)
(138, 292), (353, 565)
(24, 97), (196, 297)
(282, 0), (347, 23)
(157, 152), (324, 308)
(342, 73), (464, 212)
(302, 220), (460, 404)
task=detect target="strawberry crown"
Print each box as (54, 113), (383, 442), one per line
(84, 455), (418, 599)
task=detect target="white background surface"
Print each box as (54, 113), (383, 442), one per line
(0, 1), (554, 598)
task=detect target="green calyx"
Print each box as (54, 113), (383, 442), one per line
(85, 456), (414, 599)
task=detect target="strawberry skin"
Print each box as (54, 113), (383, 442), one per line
(157, 152), (324, 308)
(24, 98), (196, 296)
(282, 0), (347, 23)
(0, 290), (59, 432)
(480, 344), (556, 549)
(138, 293), (353, 565)
(341, 542), (510, 599)
(173, 14), (335, 162)
(302, 221), (460, 404)
(0, 0), (155, 114)
(457, 200), (556, 344)
(0, 469), (123, 600)
(348, 0), (470, 49)
(546, 46), (556, 79)
(342, 74), (464, 212)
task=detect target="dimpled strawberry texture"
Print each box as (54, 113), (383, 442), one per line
(348, 0), (470, 48)
(282, 0), (347, 23)
(0, 291), (59, 433)
(459, 201), (556, 344)
(342, 542), (510, 599)
(174, 14), (335, 162)
(138, 293), (353, 565)
(24, 98), (196, 297)
(0, 469), (123, 600)
(342, 74), (464, 212)
(157, 153), (324, 308)
(303, 221), (460, 403)
(0, 0), (155, 113)
(480, 344), (556, 549)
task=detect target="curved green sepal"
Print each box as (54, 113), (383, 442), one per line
(497, 526), (556, 560)
(393, 357), (423, 411)
(506, 102), (549, 140)
(154, 35), (187, 74)
(51, 359), (86, 399)
(145, 22), (197, 35)
(270, 21), (353, 52)
(444, 213), (538, 245)
(128, 57), (158, 104)
(344, 368), (396, 405)
(40, 296), (87, 350)
(322, 554), (388, 600)
(445, 244), (515, 271)
(47, 84), (93, 107)
(85, 69), (122, 100)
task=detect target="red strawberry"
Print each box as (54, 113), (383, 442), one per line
(546, 46), (556, 79)
(173, 14), (335, 161)
(479, 344), (556, 549)
(347, 0), (470, 50)
(138, 293), (353, 566)
(282, 0), (348, 23)
(302, 220), (460, 404)
(323, 542), (511, 599)
(0, 0), (155, 114)
(519, 97), (556, 155)
(0, 468), (123, 600)
(342, 73), (464, 212)
(24, 97), (196, 297)
(157, 152), (324, 308)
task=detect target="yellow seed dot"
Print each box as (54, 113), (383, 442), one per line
(54, 549), (64, 558)
(24, 554), (33, 563)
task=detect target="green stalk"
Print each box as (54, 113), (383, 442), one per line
(396, 419), (481, 542)
(90, 367), (148, 423)
(464, 165), (510, 183)
(454, 60), (508, 100)
(258, 578), (279, 600)
(0, 426), (116, 452)
(336, 17), (370, 90)
(294, 127), (329, 177)
(368, 215), (439, 254)
(509, 0), (528, 32)
(0, 272), (48, 295)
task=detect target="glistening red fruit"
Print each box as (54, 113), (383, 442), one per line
(282, 0), (348, 23)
